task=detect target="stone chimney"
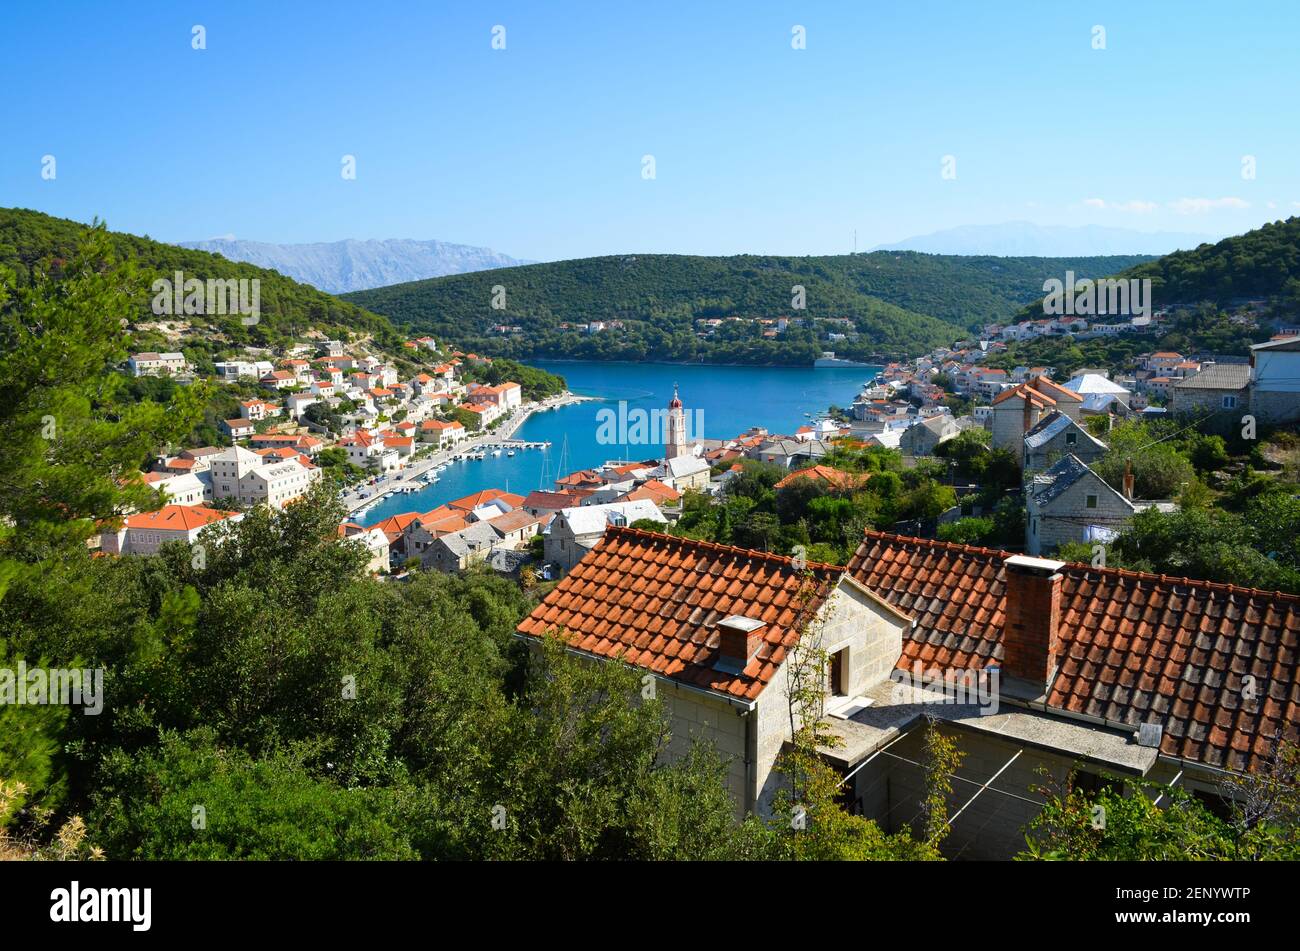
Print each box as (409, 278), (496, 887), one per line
(1001, 555), (1066, 694)
(716, 615), (766, 672)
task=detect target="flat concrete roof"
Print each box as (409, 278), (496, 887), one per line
(819, 679), (1158, 775)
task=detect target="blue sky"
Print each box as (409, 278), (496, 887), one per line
(3, 1), (1298, 260)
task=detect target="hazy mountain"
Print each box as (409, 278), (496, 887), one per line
(177, 237), (533, 293)
(873, 222), (1219, 257)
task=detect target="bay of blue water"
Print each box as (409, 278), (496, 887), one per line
(361, 361), (878, 523)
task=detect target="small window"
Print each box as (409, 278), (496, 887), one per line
(1222, 395), (1238, 409)
(1192, 788), (1235, 821)
(1065, 432), (1077, 446)
(1086, 494), (1098, 509)
(1074, 770), (1123, 800)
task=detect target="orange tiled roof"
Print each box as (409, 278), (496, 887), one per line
(621, 479), (682, 504)
(521, 489), (593, 510)
(517, 526), (840, 702)
(419, 512), (471, 536)
(366, 512), (421, 537)
(447, 489), (525, 511)
(991, 382), (1055, 408)
(846, 531), (1300, 772)
(1027, 375), (1083, 402)
(775, 465), (870, 491)
(125, 505), (235, 532)
(556, 469), (604, 488)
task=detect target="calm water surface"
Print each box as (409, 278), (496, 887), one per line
(362, 361), (878, 523)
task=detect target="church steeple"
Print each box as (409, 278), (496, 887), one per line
(665, 384), (686, 459)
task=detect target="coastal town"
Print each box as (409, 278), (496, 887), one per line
(102, 317), (1300, 860)
(11, 2), (1300, 926)
(109, 314), (1300, 586)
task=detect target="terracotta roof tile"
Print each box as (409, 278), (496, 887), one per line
(517, 526), (839, 702)
(846, 530), (1300, 772)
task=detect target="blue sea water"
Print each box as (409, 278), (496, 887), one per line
(361, 361), (878, 523)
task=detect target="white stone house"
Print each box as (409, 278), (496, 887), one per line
(100, 505), (240, 556)
(1024, 454), (1136, 555)
(128, 352), (188, 377)
(142, 471), (207, 507)
(207, 446), (320, 509)
(544, 500), (666, 571)
(899, 414), (959, 457)
(1249, 336), (1300, 424)
(656, 454), (711, 493)
(989, 377), (1083, 454)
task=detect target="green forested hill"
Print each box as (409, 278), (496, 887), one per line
(1121, 216), (1300, 306)
(1012, 217), (1300, 320)
(344, 251), (1150, 364)
(0, 208), (402, 349)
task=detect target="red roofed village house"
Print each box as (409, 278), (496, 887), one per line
(518, 526), (1300, 858)
(990, 376), (1084, 454)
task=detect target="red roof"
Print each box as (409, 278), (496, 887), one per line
(517, 526), (840, 702)
(556, 469), (604, 488)
(125, 505), (235, 532)
(775, 465), (870, 491)
(846, 531), (1300, 772)
(447, 489), (525, 511)
(366, 512), (421, 540)
(521, 489), (594, 510)
(991, 382), (1054, 408)
(621, 479), (682, 504)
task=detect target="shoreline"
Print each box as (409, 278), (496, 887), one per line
(534, 357), (886, 371)
(343, 390), (594, 518)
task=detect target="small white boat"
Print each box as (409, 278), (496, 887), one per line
(507, 450), (515, 457)
(491, 449), (501, 457)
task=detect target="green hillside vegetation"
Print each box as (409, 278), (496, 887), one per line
(0, 208), (402, 353)
(1, 234), (947, 861)
(344, 252), (1150, 365)
(1124, 216), (1300, 307)
(1014, 217), (1300, 322)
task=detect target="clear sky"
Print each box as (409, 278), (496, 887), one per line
(3, 0), (1298, 261)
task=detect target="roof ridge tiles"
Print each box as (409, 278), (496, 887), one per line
(604, 525), (842, 575)
(1072, 562), (1299, 602)
(860, 529), (1300, 604)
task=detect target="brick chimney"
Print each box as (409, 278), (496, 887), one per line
(716, 615), (766, 672)
(1001, 555), (1066, 693)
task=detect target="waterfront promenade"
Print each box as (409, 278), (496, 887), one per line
(339, 392), (592, 518)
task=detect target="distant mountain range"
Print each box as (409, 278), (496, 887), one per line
(177, 237), (533, 294)
(1, 208), (401, 346)
(873, 222), (1220, 257)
